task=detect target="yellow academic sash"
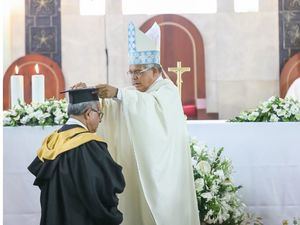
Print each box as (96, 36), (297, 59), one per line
(37, 127), (104, 161)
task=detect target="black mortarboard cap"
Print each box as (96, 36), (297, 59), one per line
(61, 88), (99, 104)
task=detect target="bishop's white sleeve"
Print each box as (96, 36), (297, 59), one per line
(116, 88), (122, 100)
(112, 88), (122, 101)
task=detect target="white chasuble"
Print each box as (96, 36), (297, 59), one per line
(97, 79), (200, 225)
(286, 78), (300, 101)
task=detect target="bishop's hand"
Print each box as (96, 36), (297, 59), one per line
(95, 84), (118, 98)
(71, 82), (87, 89)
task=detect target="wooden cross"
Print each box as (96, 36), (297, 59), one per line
(168, 61), (191, 98)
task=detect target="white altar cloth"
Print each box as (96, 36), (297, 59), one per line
(3, 122), (300, 225)
(187, 121), (300, 225)
(3, 126), (59, 225)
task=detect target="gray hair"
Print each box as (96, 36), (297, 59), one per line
(68, 101), (99, 116)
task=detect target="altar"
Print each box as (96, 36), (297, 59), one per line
(3, 121), (300, 225)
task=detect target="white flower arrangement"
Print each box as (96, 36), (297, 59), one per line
(230, 96), (300, 122)
(3, 99), (68, 126)
(190, 139), (263, 225)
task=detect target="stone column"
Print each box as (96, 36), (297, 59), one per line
(105, 0), (130, 87)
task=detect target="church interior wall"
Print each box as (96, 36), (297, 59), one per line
(123, 0), (279, 118)
(61, 0), (107, 88)
(3, 0), (279, 119)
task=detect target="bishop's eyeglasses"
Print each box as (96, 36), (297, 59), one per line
(126, 67), (153, 78)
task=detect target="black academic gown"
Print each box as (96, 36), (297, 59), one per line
(28, 124), (125, 225)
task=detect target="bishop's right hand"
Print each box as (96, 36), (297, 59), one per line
(95, 84), (118, 99)
(71, 82), (87, 89)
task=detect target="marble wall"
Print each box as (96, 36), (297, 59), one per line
(3, 0), (279, 119)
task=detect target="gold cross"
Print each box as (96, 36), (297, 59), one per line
(168, 61), (191, 98)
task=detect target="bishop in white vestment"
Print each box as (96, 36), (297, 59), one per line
(96, 22), (200, 225)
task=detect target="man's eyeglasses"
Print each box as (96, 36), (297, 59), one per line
(126, 67), (152, 78)
(90, 108), (104, 120)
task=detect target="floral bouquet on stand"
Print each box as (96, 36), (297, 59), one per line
(230, 96), (300, 122)
(190, 139), (263, 225)
(3, 98), (68, 126)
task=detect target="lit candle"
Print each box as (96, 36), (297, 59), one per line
(31, 64), (45, 103)
(10, 65), (24, 107)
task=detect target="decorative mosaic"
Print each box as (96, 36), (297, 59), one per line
(279, 0), (300, 71)
(25, 0), (61, 66)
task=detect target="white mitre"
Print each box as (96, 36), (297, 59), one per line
(128, 22), (161, 65)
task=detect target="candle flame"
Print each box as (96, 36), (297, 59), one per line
(35, 64), (39, 74)
(15, 65), (19, 74)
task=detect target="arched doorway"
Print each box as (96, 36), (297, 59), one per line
(140, 14), (218, 119)
(280, 52), (300, 98)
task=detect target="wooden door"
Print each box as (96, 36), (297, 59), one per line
(140, 14), (218, 119)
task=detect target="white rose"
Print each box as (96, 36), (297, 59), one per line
(55, 115), (64, 124)
(217, 211), (229, 224)
(270, 114), (279, 122)
(25, 106), (34, 114)
(290, 105), (300, 115)
(42, 113), (51, 119)
(13, 104), (23, 111)
(210, 183), (219, 194)
(194, 178), (204, 192)
(283, 103), (290, 110)
(54, 108), (62, 116)
(276, 109), (286, 117)
(204, 209), (214, 219)
(207, 149), (217, 161)
(268, 96), (276, 102)
(10, 110), (17, 116)
(31, 102), (40, 110)
(193, 145), (202, 154)
(204, 210), (214, 224)
(247, 111), (259, 121)
(222, 192), (232, 202)
(201, 192), (213, 201)
(32, 110), (44, 120)
(191, 158), (197, 167)
(3, 117), (12, 125)
(197, 160), (211, 174)
(20, 115), (30, 124)
(14, 115), (20, 121)
(54, 109), (64, 118)
(214, 170), (225, 180)
(261, 106), (270, 113)
(190, 137), (198, 145)
(272, 104), (278, 111)
(240, 112), (249, 120)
